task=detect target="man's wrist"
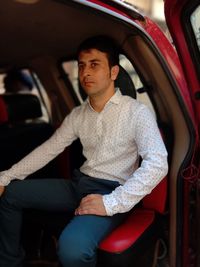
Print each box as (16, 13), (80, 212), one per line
(0, 172), (11, 186)
(102, 194), (117, 216)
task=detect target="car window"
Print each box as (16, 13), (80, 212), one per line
(62, 61), (82, 103)
(0, 74), (6, 94)
(183, 2), (200, 78)
(62, 56), (155, 115)
(190, 5), (200, 51)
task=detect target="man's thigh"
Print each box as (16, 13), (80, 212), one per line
(58, 213), (125, 256)
(3, 178), (79, 212)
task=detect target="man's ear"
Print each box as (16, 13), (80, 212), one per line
(111, 65), (120, 81)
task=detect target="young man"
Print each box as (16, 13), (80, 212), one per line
(0, 36), (168, 267)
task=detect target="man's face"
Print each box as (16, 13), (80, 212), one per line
(78, 48), (118, 97)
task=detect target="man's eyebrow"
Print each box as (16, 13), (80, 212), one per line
(78, 59), (101, 64)
(90, 59), (101, 62)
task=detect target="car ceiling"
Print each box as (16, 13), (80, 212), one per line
(0, 0), (135, 68)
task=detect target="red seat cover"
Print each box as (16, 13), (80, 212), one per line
(99, 209), (155, 253)
(0, 96), (8, 124)
(142, 177), (167, 214)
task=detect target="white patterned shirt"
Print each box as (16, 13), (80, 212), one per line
(0, 90), (168, 216)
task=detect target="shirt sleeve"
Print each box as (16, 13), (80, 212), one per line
(103, 105), (168, 216)
(0, 108), (80, 186)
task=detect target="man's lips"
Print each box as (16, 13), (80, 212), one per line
(84, 81), (94, 86)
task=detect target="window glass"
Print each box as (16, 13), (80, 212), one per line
(190, 5), (200, 50)
(62, 61), (82, 103)
(0, 74), (6, 94)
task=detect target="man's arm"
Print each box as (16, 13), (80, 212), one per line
(76, 105), (168, 216)
(102, 105), (168, 216)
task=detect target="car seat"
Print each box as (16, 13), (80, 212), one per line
(0, 94), (59, 178)
(2, 93), (43, 123)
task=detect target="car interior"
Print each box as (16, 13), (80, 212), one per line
(0, 1), (196, 267)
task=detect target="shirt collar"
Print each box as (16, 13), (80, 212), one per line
(86, 88), (122, 108)
(109, 88), (122, 105)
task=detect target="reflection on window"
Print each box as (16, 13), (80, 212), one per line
(191, 5), (200, 50)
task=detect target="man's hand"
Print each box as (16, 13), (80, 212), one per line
(0, 185), (5, 197)
(75, 194), (107, 216)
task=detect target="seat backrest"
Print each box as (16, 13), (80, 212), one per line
(142, 177), (167, 214)
(2, 94), (42, 123)
(114, 65), (136, 99)
(0, 94), (58, 176)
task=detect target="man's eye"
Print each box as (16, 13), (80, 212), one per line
(91, 63), (98, 68)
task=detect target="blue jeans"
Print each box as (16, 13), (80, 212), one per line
(0, 170), (125, 267)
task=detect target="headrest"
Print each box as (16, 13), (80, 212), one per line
(114, 65), (136, 99)
(2, 94), (42, 122)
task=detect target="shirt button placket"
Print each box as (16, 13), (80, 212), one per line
(94, 113), (103, 163)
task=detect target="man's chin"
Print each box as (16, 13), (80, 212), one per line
(83, 88), (96, 96)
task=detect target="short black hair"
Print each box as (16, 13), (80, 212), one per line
(77, 35), (119, 67)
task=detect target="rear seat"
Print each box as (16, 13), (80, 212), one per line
(0, 93), (60, 178)
(2, 93), (43, 123)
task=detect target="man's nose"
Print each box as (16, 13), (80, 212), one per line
(82, 65), (91, 77)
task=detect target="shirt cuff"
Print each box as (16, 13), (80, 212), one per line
(0, 172), (11, 186)
(102, 194), (119, 216)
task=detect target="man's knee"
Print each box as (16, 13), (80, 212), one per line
(57, 231), (96, 267)
(0, 181), (25, 208)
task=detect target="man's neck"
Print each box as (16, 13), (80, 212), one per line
(89, 88), (115, 112)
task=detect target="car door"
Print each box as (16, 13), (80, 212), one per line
(164, 0), (200, 123)
(164, 1), (200, 267)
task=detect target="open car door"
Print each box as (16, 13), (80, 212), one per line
(164, 0), (200, 122)
(164, 1), (200, 266)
